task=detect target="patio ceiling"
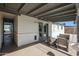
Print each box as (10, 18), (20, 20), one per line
(0, 3), (77, 22)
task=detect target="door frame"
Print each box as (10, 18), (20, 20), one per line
(1, 18), (14, 51)
(44, 23), (49, 41)
(39, 22), (43, 41)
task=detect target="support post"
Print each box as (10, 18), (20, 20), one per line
(75, 3), (79, 56)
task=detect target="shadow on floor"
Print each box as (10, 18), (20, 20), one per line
(0, 41), (39, 56)
(57, 46), (68, 51)
(41, 42), (72, 56)
(0, 41), (72, 56)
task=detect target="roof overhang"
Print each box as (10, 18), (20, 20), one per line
(0, 3), (77, 22)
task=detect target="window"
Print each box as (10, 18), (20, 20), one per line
(39, 23), (43, 32)
(61, 25), (63, 30)
(44, 25), (46, 33)
(44, 24), (48, 33)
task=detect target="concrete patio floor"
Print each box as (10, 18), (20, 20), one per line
(3, 43), (71, 56)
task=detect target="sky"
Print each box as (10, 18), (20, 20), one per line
(57, 21), (77, 26)
(64, 21), (77, 26)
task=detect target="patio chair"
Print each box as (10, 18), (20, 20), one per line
(56, 34), (70, 51)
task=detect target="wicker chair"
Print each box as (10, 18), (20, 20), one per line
(56, 34), (69, 51)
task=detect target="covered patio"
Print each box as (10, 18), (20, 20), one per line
(0, 3), (78, 56)
(3, 42), (71, 56)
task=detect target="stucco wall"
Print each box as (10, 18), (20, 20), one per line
(17, 15), (52, 47)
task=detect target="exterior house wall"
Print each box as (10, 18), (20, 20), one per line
(17, 15), (52, 47)
(17, 15), (39, 47)
(0, 12), (64, 48)
(0, 12), (64, 50)
(0, 12), (52, 48)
